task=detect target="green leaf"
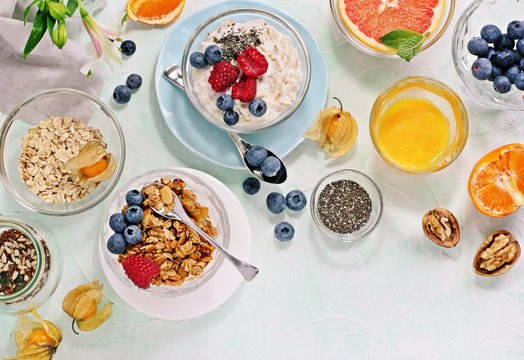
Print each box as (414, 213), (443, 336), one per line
(379, 29), (424, 61)
(121, 13), (128, 26)
(48, 1), (67, 21)
(47, 15), (56, 38)
(23, 10), (48, 59)
(23, 0), (40, 25)
(66, 0), (78, 16)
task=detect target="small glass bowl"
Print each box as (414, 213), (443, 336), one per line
(0, 213), (62, 315)
(330, 0), (455, 58)
(100, 168), (229, 298)
(310, 169), (383, 242)
(0, 88), (126, 216)
(370, 76), (469, 173)
(452, 0), (524, 110)
(181, 7), (311, 134)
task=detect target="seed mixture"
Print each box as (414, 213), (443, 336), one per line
(212, 22), (262, 61)
(317, 179), (372, 234)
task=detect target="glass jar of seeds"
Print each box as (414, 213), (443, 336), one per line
(310, 169), (383, 242)
(0, 213), (62, 314)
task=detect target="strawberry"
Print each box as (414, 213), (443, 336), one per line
(237, 47), (269, 77)
(122, 255), (160, 289)
(231, 76), (257, 103)
(208, 61), (240, 92)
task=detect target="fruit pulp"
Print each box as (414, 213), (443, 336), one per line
(375, 97), (450, 171)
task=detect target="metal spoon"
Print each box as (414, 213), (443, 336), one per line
(163, 64), (287, 184)
(142, 182), (259, 281)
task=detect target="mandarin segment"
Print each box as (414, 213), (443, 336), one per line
(126, 0), (185, 25)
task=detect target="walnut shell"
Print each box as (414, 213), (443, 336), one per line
(422, 208), (460, 248)
(473, 230), (521, 277)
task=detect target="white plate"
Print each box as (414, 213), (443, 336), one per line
(98, 168), (252, 320)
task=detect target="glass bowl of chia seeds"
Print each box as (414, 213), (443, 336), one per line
(310, 169), (383, 242)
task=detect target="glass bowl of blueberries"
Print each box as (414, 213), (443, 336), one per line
(452, 0), (524, 110)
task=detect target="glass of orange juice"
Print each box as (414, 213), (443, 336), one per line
(370, 76), (468, 173)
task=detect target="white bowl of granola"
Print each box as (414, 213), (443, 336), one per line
(0, 88), (126, 216)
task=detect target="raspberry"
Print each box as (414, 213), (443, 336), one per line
(237, 47), (269, 77)
(122, 255), (160, 289)
(208, 61), (240, 92)
(231, 76), (257, 103)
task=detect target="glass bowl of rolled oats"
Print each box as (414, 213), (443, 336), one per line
(0, 213), (62, 315)
(100, 168), (230, 297)
(0, 88), (126, 216)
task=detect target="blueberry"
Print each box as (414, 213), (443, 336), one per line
(515, 72), (524, 90)
(494, 34), (515, 51)
(204, 45), (223, 65)
(480, 24), (502, 43)
(216, 94), (235, 111)
(109, 213), (127, 233)
(480, 47), (496, 61)
(488, 65), (502, 81)
(248, 99), (267, 117)
(505, 65), (520, 83)
(471, 58), (492, 80)
(245, 145), (268, 167)
(125, 205), (143, 224)
(467, 36), (489, 56)
(493, 49), (515, 69)
(508, 20), (524, 40)
(126, 189), (144, 206)
(266, 192), (286, 214)
(126, 74), (142, 90)
(242, 177), (261, 195)
(224, 110), (239, 125)
(261, 156), (281, 177)
(513, 50), (522, 64)
(189, 52), (207, 68)
(493, 75), (512, 93)
(285, 190), (307, 211)
(123, 225), (142, 245)
(120, 40), (136, 56)
(517, 39), (524, 56)
(274, 221), (295, 242)
(113, 85), (131, 104)
(107, 233), (127, 254)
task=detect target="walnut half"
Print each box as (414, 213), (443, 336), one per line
(473, 230), (521, 277)
(422, 208), (460, 248)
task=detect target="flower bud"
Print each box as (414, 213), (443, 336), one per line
(52, 21), (68, 49)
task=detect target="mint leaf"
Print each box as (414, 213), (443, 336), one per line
(379, 29), (424, 61)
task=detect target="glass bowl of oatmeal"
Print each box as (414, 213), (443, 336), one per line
(181, 7), (311, 134)
(100, 168), (230, 298)
(0, 88), (126, 216)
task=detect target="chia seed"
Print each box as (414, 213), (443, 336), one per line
(213, 25), (262, 62)
(317, 180), (372, 234)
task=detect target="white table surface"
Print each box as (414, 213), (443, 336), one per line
(2, 0), (524, 359)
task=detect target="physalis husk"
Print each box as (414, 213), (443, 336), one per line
(62, 280), (113, 332)
(8, 306), (62, 360)
(63, 141), (116, 184)
(304, 97), (358, 157)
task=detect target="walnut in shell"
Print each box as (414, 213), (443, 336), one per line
(473, 230), (521, 277)
(422, 208), (460, 248)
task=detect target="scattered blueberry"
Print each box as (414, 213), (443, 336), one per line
(126, 190), (144, 206)
(245, 145), (268, 167)
(467, 36), (489, 56)
(266, 192), (286, 214)
(248, 99), (267, 117)
(107, 233), (127, 254)
(471, 58), (492, 80)
(109, 213), (127, 233)
(204, 45), (223, 65)
(488, 65), (502, 81)
(125, 205), (143, 224)
(517, 39), (524, 56)
(113, 85), (131, 104)
(123, 225), (142, 245)
(216, 94), (235, 111)
(515, 72), (524, 90)
(261, 156), (281, 177)
(189, 52), (207, 68)
(493, 49), (515, 69)
(507, 20), (524, 40)
(285, 190), (307, 211)
(242, 177), (261, 195)
(493, 75), (512, 93)
(120, 40), (136, 56)
(480, 24), (502, 43)
(506, 65), (520, 83)
(274, 222), (295, 242)
(126, 74), (142, 90)
(224, 110), (239, 125)
(494, 34), (515, 51)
